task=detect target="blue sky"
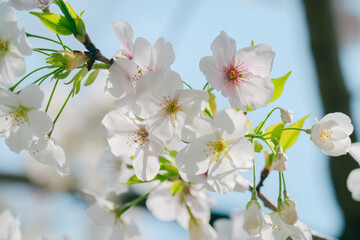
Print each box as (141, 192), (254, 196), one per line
(1, 0), (360, 239)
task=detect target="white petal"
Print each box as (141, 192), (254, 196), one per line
(107, 132), (138, 157)
(210, 31), (236, 67)
(112, 21), (134, 58)
(199, 56), (225, 90)
(28, 110), (52, 136)
(13, 28), (32, 56)
(214, 218), (232, 240)
(0, 53), (26, 82)
(176, 141), (210, 175)
(181, 116), (216, 143)
(19, 84), (44, 109)
(324, 137), (351, 156)
(102, 109), (139, 132)
(347, 168), (360, 201)
(5, 123), (32, 153)
(152, 37), (175, 70)
(177, 89), (209, 118)
(146, 113), (174, 144)
(9, 0), (37, 10)
(234, 174), (251, 192)
(87, 204), (115, 227)
(132, 37), (152, 69)
(349, 142), (360, 165)
(213, 108), (247, 139)
(132, 143), (160, 181)
(227, 138), (254, 169)
(207, 158), (237, 194)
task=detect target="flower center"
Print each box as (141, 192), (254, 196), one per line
(225, 63), (246, 85)
(161, 96), (183, 119)
(319, 128), (333, 144)
(203, 139), (226, 162)
(5, 107), (28, 127)
(127, 127), (149, 149)
(131, 65), (152, 85)
(0, 40), (8, 56)
(271, 225), (281, 231)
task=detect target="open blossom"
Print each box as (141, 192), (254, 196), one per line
(27, 136), (69, 176)
(347, 143), (360, 201)
(10, 0), (53, 10)
(97, 151), (133, 195)
(102, 110), (164, 181)
(106, 21), (175, 98)
(310, 112), (353, 156)
(0, 85), (52, 153)
(146, 181), (215, 229)
(176, 109), (254, 194)
(214, 210), (264, 240)
(0, 2), (32, 82)
(262, 212), (312, 240)
(0, 209), (21, 240)
(189, 217), (217, 240)
(244, 200), (269, 236)
(131, 70), (208, 144)
(280, 198), (299, 225)
(199, 31), (274, 111)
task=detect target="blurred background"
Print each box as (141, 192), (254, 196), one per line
(1, 0), (360, 239)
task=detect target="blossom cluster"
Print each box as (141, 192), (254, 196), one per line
(0, 0), (359, 239)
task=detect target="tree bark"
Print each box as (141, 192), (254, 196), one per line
(302, 0), (360, 239)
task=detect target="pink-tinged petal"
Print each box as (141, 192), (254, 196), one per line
(102, 109), (138, 132)
(146, 183), (180, 221)
(9, 0), (37, 11)
(231, 75), (274, 110)
(349, 142), (360, 165)
(227, 138), (254, 169)
(132, 37), (152, 70)
(235, 44), (275, 78)
(152, 37), (175, 70)
(347, 168), (360, 201)
(105, 59), (138, 98)
(133, 143), (160, 181)
(112, 21), (133, 58)
(199, 56), (225, 90)
(5, 123), (32, 153)
(213, 108), (247, 139)
(28, 110), (52, 136)
(0, 53), (26, 82)
(19, 84), (44, 109)
(324, 138), (351, 156)
(146, 113), (174, 144)
(176, 141), (210, 175)
(107, 132), (138, 157)
(210, 31), (236, 67)
(207, 158), (237, 194)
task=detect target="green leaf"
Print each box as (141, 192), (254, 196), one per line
(265, 122), (285, 140)
(279, 114), (310, 151)
(84, 69), (100, 86)
(124, 174), (144, 185)
(253, 140), (263, 153)
(207, 92), (217, 116)
(55, 0), (77, 24)
(30, 12), (75, 35)
(269, 71), (291, 103)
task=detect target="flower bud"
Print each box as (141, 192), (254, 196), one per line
(280, 108), (293, 123)
(244, 200), (266, 236)
(273, 146), (287, 172)
(280, 198), (299, 225)
(189, 217), (217, 240)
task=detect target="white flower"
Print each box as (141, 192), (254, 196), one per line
(214, 210), (264, 240)
(106, 21), (174, 98)
(0, 85), (52, 153)
(0, 2), (32, 82)
(97, 151), (133, 195)
(146, 181), (215, 229)
(347, 143), (360, 201)
(310, 112), (353, 156)
(102, 110), (164, 181)
(280, 198), (299, 225)
(176, 109), (254, 194)
(10, 0), (53, 11)
(27, 136), (69, 176)
(132, 70), (208, 144)
(85, 190), (141, 240)
(272, 146), (287, 172)
(280, 108), (293, 123)
(189, 218), (217, 240)
(262, 212), (312, 240)
(0, 209), (21, 240)
(199, 31), (274, 111)
(244, 200), (268, 236)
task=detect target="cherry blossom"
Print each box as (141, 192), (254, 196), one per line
(176, 109), (254, 194)
(102, 110), (164, 181)
(27, 136), (69, 176)
(0, 84), (52, 153)
(106, 22), (174, 98)
(97, 151), (133, 195)
(214, 210), (264, 240)
(244, 200), (269, 236)
(262, 212), (312, 240)
(199, 31), (274, 111)
(131, 70), (208, 144)
(310, 112), (353, 156)
(10, 0), (54, 10)
(146, 181), (215, 229)
(0, 209), (21, 240)
(0, 2), (32, 82)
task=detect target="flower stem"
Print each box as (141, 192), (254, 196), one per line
(202, 82), (209, 90)
(56, 34), (66, 51)
(9, 66), (54, 92)
(53, 89), (73, 126)
(278, 172), (283, 211)
(281, 172), (288, 197)
(182, 80), (193, 89)
(261, 127), (309, 137)
(256, 107), (281, 134)
(26, 33), (72, 51)
(45, 78), (60, 113)
(33, 49), (50, 56)
(252, 158), (257, 200)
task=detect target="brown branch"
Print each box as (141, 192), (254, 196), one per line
(82, 33), (114, 69)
